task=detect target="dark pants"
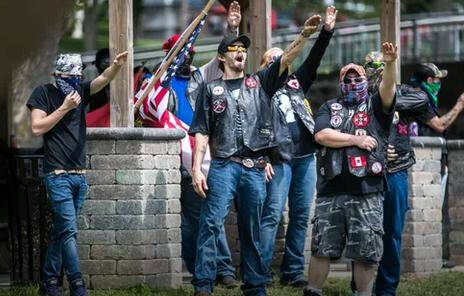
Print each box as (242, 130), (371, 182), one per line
(180, 172), (235, 277)
(192, 159), (267, 296)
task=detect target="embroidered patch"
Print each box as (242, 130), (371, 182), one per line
(352, 112), (370, 128)
(245, 77), (258, 88)
(371, 161), (383, 174)
(397, 122), (408, 136)
(212, 98), (227, 114)
(358, 103), (367, 112)
(330, 115), (342, 128)
(348, 109), (355, 117)
(212, 86), (224, 96)
(355, 129), (367, 136)
(287, 79), (300, 89)
(349, 155), (367, 168)
(392, 111), (400, 124)
(330, 103), (343, 111)
(304, 99), (313, 115)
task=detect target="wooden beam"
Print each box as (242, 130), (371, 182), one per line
(380, 0), (401, 83)
(109, 0), (134, 127)
(242, 0), (271, 72)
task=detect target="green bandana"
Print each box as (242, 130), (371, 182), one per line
(421, 81), (441, 107)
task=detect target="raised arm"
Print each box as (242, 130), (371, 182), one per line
(279, 15), (322, 76)
(90, 51), (128, 95)
(379, 42), (397, 112)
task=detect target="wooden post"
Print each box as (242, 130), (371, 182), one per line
(380, 0), (401, 83)
(109, 0), (134, 127)
(240, 0), (271, 72)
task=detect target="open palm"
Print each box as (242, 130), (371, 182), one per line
(324, 5), (338, 31)
(382, 42), (397, 63)
(227, 1), (241, 28)
(303, 15), (322, 36)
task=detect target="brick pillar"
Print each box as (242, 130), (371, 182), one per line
(78, 128), (184, 289)
(402, 137), (445, 274)
(447, 140), (464, 264)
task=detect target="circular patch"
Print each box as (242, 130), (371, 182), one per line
(245, 77), (258, 88)
(287, 79), (300, 89)
(212, 86), (224, 96)
(371, 161), (383, 174)
(212, 98), (227, 114)
(358, 103), (367, 112)
(355, 129), (367, 136)
(352, 112), (370, 128)
(331, 103), (343, 111)
(330, 115), (342, 128)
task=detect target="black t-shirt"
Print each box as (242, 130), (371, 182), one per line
(314, 93), (395, 196)
(190, 57), (287, 158)
(26, 82), (91, 173)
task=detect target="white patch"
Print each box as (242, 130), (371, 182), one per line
(330, 115), (342, 128)
(358, 103), (367, 112)
(371, 162), (383, 174)
(212, 86), (224, 96)
(331, 103), (343, 111)
(278, 94), (296, 123)
(392, 111), (400, 124)
(355, 129), (367, 136)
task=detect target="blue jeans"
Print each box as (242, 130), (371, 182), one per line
(43, 173), (88, 283)
(375, 170), (409, 296)
(180, 172), (235, 277)
(260, 154), (316, 283)
(193, 159), (267, 296)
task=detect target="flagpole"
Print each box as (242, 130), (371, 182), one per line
(134, 0), (216, 112)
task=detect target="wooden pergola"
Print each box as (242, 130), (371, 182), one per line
(107, 0), (400, 128)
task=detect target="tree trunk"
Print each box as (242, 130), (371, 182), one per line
(83, 0), (98, 50)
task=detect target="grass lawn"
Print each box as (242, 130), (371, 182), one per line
(1, 271), (463, 296)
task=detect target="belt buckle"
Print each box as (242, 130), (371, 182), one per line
(241, 158), (254, 168)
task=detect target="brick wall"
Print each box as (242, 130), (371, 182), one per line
(401, 137), (445, 274)
(78, 128), (184, 289)
(447, 140), (464, 265)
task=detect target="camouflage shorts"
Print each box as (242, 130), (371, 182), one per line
(310, 193), (384, 264)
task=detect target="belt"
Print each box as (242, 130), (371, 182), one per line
(53, 169), (86, 175)
(229, 156), (268, 169)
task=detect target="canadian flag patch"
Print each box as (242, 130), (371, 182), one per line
(349, 155), (367, 168)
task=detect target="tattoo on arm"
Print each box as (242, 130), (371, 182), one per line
(441, 107), (460, 129)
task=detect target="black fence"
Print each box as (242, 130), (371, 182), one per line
(6, 151), (51, 285)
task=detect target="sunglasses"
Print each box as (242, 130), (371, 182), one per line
(343, 77), (366, 84)
(227, 45), (247, 53)
(365, 61), (385, 69)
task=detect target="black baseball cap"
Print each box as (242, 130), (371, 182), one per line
(217, 34), (251, 54)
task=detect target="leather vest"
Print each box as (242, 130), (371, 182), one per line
(317, 97), (389, 180)
(387, 112), (416, 173)
(271, 75), (315, 162)
(206, 74), (277, 158)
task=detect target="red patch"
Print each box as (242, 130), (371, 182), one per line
(245, 77), (258, 88)
(352, 112), (370, 128)
(287, 79), (300, 89)
(349, 155), (367, 168)
(397, 123), (408, 136)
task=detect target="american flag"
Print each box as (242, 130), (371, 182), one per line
(136, 16), (210, 175)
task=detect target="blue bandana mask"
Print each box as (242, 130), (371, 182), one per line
(55, 76), (81, 97)
(340, 81), (369, 105)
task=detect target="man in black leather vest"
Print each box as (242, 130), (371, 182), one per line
(158, 2), (243, 288)
(258, 5), (336, 288)
(303, 43), (397, 296)
(189, 14), (322, 296)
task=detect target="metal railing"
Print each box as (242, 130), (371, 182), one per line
(7, 152), (51, 285)
(81, 12), (464, 72)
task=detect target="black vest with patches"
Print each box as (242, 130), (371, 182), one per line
(271, 75), (315, 162)
(206, 74), (278, 158)
(317, 97), (389, 180)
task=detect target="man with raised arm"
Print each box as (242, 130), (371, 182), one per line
(188, 14), (322, 296)
(304, 42), (397, 296)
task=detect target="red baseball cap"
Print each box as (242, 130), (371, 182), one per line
(162, 34), (195, 53)
(339, 63), (367, 82)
